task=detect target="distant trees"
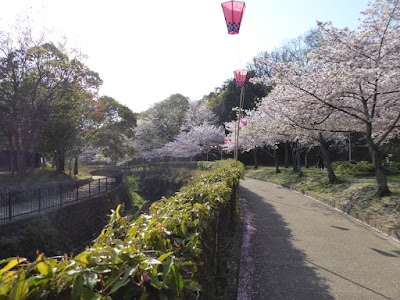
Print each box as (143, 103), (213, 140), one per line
(90, 96), (137, 163)
(133, 94), (189, 158)
(0, 28), (135, 175)
(206, 70), (269, 124)
(135, 99), (224, 161)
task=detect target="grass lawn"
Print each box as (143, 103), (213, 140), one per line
(0, 165), (93, 188)
(245, 166), (400, 231)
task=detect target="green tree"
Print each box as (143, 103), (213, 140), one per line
(134, 94), (189, 155)
(206, 70), (269, 124)
(0, 29), (101, 175)
(91, 96), (137, 163)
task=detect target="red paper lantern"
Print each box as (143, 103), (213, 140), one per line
(221, 1), (246, 34)
(239, 123), (243, 129)
(228, 137), (232, 141)
(224, 141), (227, 144)
(234, 70), (247, 87)
(241, 118), (248, 126)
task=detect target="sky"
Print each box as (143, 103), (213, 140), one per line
(0, 0), (370, 113)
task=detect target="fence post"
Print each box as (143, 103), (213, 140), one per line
(106, 177), (108, 192)
(38, 187), (41, 213)
(98, 178), (101, 195)
(8, 192), (12, 221)
(76, 182), (79, 202)
(89, 181), (91, 199)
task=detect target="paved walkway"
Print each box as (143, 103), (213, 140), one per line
(238, 178), (400, 299)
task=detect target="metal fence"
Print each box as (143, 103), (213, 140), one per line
(0, 173), (123, 222)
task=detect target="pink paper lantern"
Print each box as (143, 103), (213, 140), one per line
(234, 70), (248, 87)
(241, 118), (248, 126)
(221, 1), (246, 34)
(224, 141), (227, 144)
(239, 123), (243, 129)
(214, 146), (218, 149)
(228, 137), (232, 141)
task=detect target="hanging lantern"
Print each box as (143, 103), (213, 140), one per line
(221, 1), (246, 34)
(214, 146), (218, 149)
(234, 70), (247, 87)
(241, 118), (248, 126)
(239, 123), (243, 129)
(224, 141), (227, 144)
(228, 137), (232, 141)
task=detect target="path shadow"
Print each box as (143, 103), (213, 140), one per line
(371, 248), (398, 258)
(238, 186), (334, 299)
(331, 225), (350, 231)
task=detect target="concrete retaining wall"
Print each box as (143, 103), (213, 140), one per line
(0, 185), (125, 260)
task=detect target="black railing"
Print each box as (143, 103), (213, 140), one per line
(0, 173), (123, 223)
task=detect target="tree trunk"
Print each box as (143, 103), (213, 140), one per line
(253, 147), (259, 169)
(55, 149), (65, 172)
(291, 142), (298, 172)
(305, 149), (309, 168)
(7, 133), (15, 176)
(318, 133), (338, 183)
(285, 142), (289, 168)
(74, 156), (79, 176)
(16, 150), (25, 176)
(296, 146), (303, 177)
(365, 128), (390, 196)
(14, 133), (25, 176)
(274, 148), (281, 174)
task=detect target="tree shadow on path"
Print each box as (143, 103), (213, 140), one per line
(237, 186), (334, 299)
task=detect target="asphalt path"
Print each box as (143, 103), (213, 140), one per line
(237, 177), (400, 300)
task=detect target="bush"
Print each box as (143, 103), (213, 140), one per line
(332, 161), (375, 174)
(0, 160), (244, 299)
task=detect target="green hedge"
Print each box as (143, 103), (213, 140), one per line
(0, 160), (244, 299)
(332, 160), (400, 175)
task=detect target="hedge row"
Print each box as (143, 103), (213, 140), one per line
(0, 160), (244, 299)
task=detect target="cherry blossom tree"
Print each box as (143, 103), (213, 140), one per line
(181, 100), (218, 132)
(163, 124), (225, 161)
(252, 0), (400, 196)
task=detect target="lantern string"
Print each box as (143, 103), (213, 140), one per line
(237, 34), (242, 67)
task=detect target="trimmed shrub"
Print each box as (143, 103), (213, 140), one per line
(0, 160), (244, 299)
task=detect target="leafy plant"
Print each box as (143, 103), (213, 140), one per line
(0, 160), (244, 299)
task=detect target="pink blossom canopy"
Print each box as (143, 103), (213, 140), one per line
(221, 1), (246, 34)
(234, 70), (247, 87)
